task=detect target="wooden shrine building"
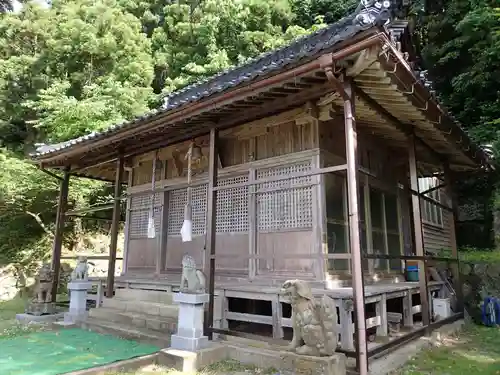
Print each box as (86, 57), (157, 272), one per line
(32, 1), (490, 373)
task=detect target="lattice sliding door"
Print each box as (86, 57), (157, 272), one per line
(215, 175), (250, 273)
(127, 193), (164, 270)
(129, 193), (163, 239)
(255, 161), (315, 275)
(165, 184), (207, 269)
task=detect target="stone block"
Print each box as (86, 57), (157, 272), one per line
(171, 335), (209, 352)
(25, 302), (57, 316)
(226, 344), (346, 375)
(279, 351), (346, 375)
(65, 280), (92, 323)
(171, 292), (209, 352)
(173, 292), (209, 305)
(158, 343), (227, 372)
(16, 312), (64, 324)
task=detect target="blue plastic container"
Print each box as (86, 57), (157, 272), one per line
(406, 265), (419, 281)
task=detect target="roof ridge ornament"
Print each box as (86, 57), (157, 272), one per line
(354, 0), (392, 27)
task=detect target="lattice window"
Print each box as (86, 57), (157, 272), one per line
(216, 175), (249, 233)
(129, 193), (163, 239)
(167, 184), (207, 236)
(256, 161), (313, 231)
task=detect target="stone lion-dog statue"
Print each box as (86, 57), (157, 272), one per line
(71, 256), (92, 281)
(180, 254), (206, 293)
(33, 263), (53, 303)
(281, 279), (339, 356)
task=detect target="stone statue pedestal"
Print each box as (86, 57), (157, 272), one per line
(171, 292), (209, 352)
(25, 302), (57, 316)
(64, 281), (91, 323)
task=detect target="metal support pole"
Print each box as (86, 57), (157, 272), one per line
(343, 78), (368, 375)
(107, 156), (125, 298)
(444, 164), (463, 312)
(51, 167), (71, 301)
(408, 135), (431, 327)
(206, 128), (219, 340)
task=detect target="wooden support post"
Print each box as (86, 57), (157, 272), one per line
(343, 78), (368, 374)
(408, 135), (431, 328)
(156, 160), (168, 276)
(403, 291), (413, 327)
(107, 156), (125, 298)
(340, 299), (355, 351)
(272, 295), (284, 339)
(206, 128), (219, 340)
(444, 164), (463, 312)
(376, 294), (388, 337)
(50, 167), (71, 302)
(96, 280), (103, 308)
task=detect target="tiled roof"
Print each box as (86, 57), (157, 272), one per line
(32, 1), (393, 158)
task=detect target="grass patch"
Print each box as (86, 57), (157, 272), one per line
(0, 296), (47, 338)
(436, 248), (500, 263)
(394, 324), (500, 374)
(0, 295), (26, 320)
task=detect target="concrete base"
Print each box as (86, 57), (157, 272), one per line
(25, 302), (57, 316)
(171, 292), (209, 352)
(171, 334), (209, 352)
(226, 344), (346, 375)
(64, 311), (88, 324)
(65, 281), (91, 323)
(158, 343), (227, 372)
(280, 351), (346, 375)
(52, 321), (77, 329)
(16, 312), (65, 324)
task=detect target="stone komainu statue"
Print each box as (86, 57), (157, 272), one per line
(180, 254), (206, 293)
(281, 279), (339, 356)
(33, 263), (53, 303)
(71, 256), (89, 281)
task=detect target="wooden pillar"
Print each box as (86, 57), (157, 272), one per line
(107, 156), (125, 298)
(343, 78), (368, 375)
(444, 164), (463, 311)
(408, 135), (430, 327)
(206, 128), (219, 340)
(156, 159), (168, 276)
(50, 167), (71, 301)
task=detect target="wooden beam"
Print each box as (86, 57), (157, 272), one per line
(354, 84), (446, 165)
(408, 135), (431, 328)
(66, 204), (115, 216)
(106, 156), (125, 298)
(206, 128), (219, 340)
(50, 167), (71, 301)
(70, 82), (336, 171)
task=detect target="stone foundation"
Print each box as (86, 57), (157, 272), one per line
(25, 302), (57, 316)
(226, 344), (347, 375)
(16, 312), (65, 324)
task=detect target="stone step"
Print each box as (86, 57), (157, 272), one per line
(114, 288), (175, 305)
(101, 298), (179, 318)
(82, 318), (170, 348)
(88, 307), (177, 334)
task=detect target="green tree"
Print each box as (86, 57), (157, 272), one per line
(151, 0), (321, 94)
(0, 0), (154, 147)
(0, 0), (13, 13)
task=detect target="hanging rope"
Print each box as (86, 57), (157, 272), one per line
(147, 150), (159, 239)
(181, 142), (194, 242)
